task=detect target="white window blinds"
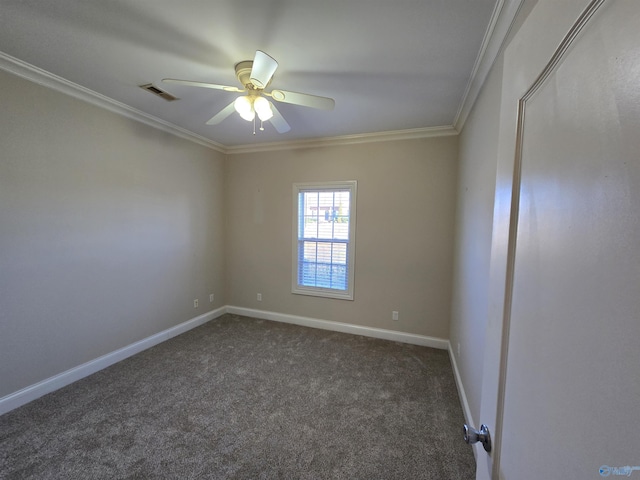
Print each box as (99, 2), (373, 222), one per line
(292, 181), (357, 300)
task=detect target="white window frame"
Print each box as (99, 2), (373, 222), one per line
(292, 181), (357, 300)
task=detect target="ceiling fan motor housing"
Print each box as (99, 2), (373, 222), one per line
(235, 60), (270, 90)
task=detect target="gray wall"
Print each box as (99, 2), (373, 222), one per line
(225, 138), (459, 338)
(0, 70), (226, 398)
(448, 0), (540, 431)
(448, 59), (503, 424)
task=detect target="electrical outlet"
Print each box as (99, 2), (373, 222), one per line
(257, 293), (262, 301)
(209, 294), (214, 303)
(194, 299), (199, 308)
(392, 311), (399, 321)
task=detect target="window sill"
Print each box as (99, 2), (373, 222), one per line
(292, 286), (354, 301)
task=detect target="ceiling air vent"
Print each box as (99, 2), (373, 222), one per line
(139, 83), (178, 101)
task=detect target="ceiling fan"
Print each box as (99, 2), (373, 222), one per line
(163, 51), (335, 134)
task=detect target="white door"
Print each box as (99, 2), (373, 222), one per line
(475, 1), (640, 479)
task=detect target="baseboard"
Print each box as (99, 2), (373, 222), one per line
(226, 305), (449, 349)
(448, 342), (477, 460)
(0, 307), (226, 416)
(1, 306), (448, 416)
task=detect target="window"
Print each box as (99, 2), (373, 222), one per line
(292, 181), (357, 300)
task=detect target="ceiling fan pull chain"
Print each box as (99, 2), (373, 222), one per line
(253, 116), (256, 135)
(260, 120), (265, 132)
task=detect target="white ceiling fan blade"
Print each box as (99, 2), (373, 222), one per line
(268, 89), (335, 110)
(205, 101), (237, 125)
(269, 102), (290, 133)
(162, 78), (243, 92)
(250, 51), (278, 89)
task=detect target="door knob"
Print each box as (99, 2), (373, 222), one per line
(463, 424), (492, 452)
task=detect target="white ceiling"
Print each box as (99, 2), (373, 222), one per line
(1, 0), (501, 149)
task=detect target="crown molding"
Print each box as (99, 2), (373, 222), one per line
(0, 52), (226, 153)
(1, 51), (458, 156)
(453, 0), (527, 131)
(224, 125), (459, 155)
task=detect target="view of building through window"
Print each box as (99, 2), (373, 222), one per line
(297, 189), (351, 291)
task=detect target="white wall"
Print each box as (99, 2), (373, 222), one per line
(0, 69), (226, 398)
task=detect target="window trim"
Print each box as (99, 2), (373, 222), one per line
(291, 181), (357, 300)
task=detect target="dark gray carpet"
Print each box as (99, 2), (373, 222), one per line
(0, 314), (475, 479)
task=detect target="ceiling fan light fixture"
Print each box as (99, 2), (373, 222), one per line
(234, 96), (255, 121)
(254, 96), (273, 121)
(166, 50), (331, 134)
